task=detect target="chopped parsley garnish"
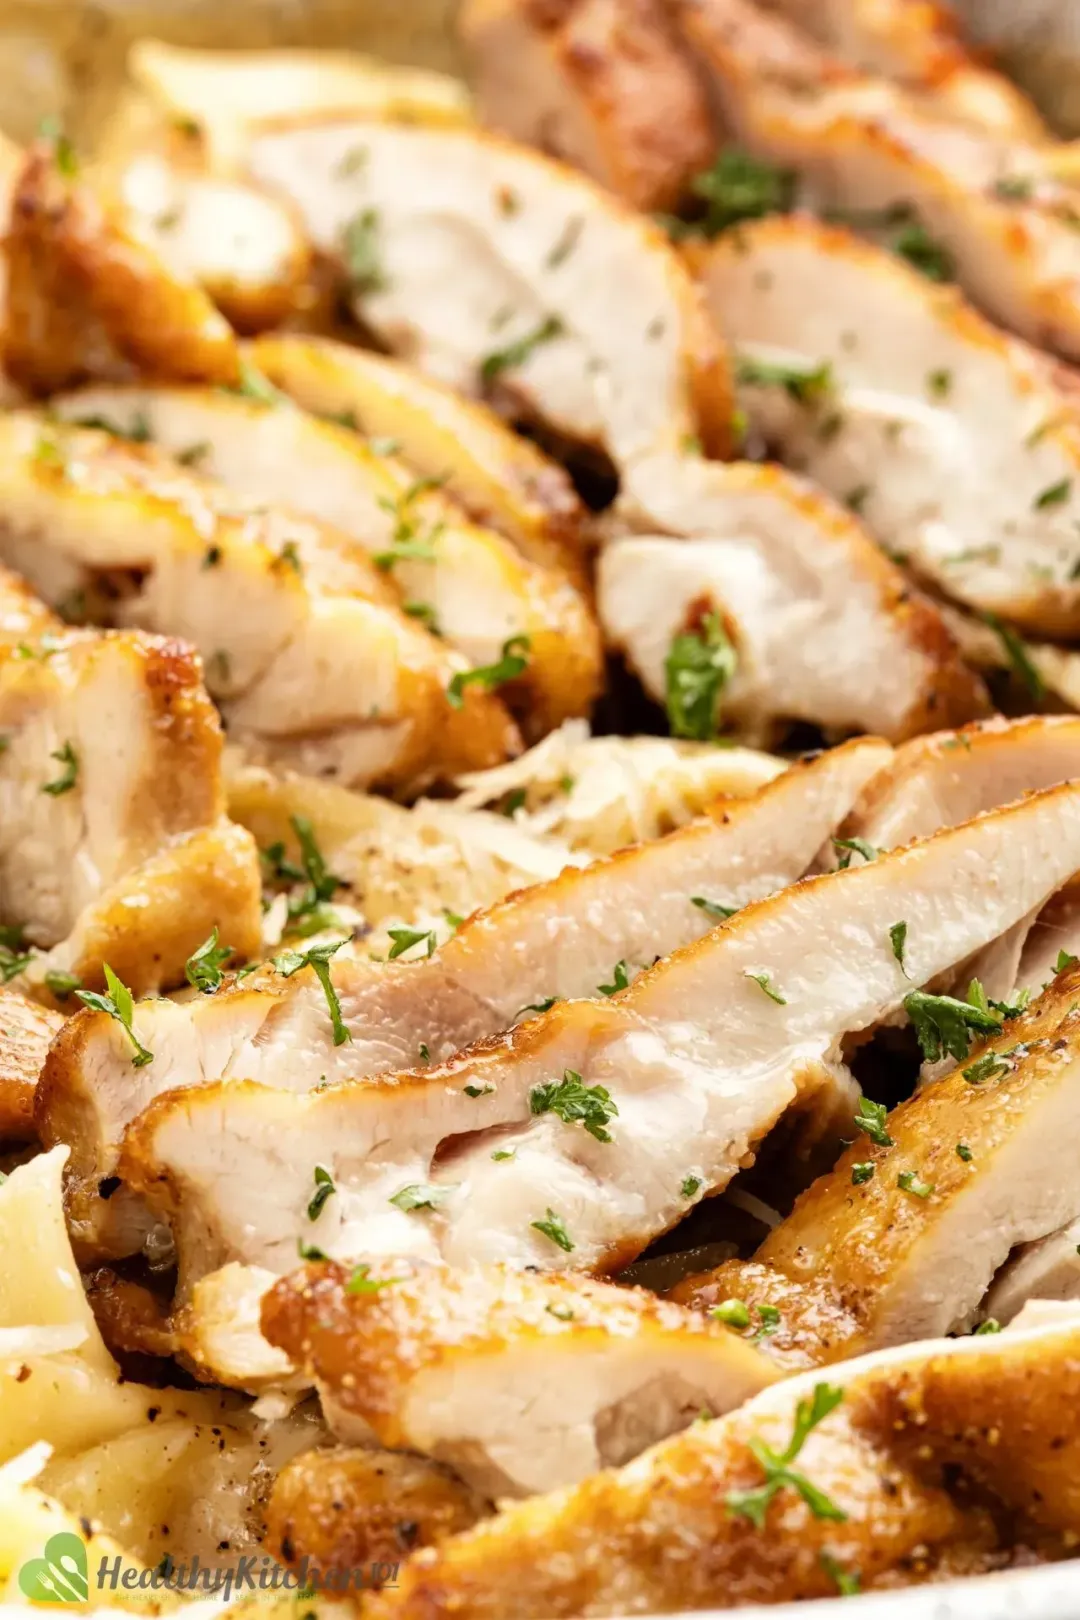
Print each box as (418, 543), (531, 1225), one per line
(754, 1304), (781, 1341)
(177, 441), (210, 467)
(272, 938), (350, 1046)
(1034, 477), (1072, 510)
(845, 484), (871, 516)
(851, 1162), (875, 1185)
(464, 1083), (494, 1098)
(447, 634), (531, 709)
(891, 219), (953, 282)
(904, 985), (1003, 1064)
(480, 315), (564, 383)
(492, 1147), (516, 1162)
(598, 960), (630, 996)
(531, 1207), (574, 1252)
(736, 355), (833, 406)
(500, 788), (527, 817)
(664, 611), (737, 741)
(517, 995), (558, 1019)
(994, 174), (1033, 201)
(76, 965), (153, 1067)
(404, 599), (439, 631)
(387, 927), (437, 961)
(546, 216), (583, 268)
(681, 1175), (703, 1199)
(373, 473), (447, 571)
(974, 1318), (1002, 1335)
(232, 360), (287, 407)
(889, 920), (909, 975)
(44, 969), (81, 1001)
(276, 540), (303, 576)
(530, 1070), (618, 1143)
(853, 1096), (893, 1148)
(418, 1043), (430, 1063)
(745, 970), (786, 1005)
(819, 1550), (861, 1597)
(297, 1239), (328, 1261)
(897, 1169), (934, 1199)
(0, 947), (33, 983)
(956, 1142), (973, 1162)
(688, 149), (795, 235)
(41, 741), (78, 796)
(283, 814), (345, 935)
(342, 208), (386, 293)
(346, 1263), (399, 1294)
(691, 895), (738, 920)
(726, 1382), (847, 1528)
(962, 1049), (1013, 1085)
(545, 1302), (576, 1321)
(1057, 950), (1079, 974)
(184, 927), (234, 993)
(307, 1165), (336, 1221)
(710, 1298), (750, 1328)
(927, 369), (952, 398)
(832, 836), (879, 868)
(336, 145), (368, 178)
(981, 611), (1044, 701)
(389, 1182), (455, 1213)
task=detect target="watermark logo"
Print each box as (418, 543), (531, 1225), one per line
(18, 1533), (89, 1603)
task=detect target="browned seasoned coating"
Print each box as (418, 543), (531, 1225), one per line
(0, 989), (63, 1143)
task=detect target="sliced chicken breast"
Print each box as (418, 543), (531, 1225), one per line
(265, 1445), (489, 1578)
(0, 413), (519, 789)
(670, 0), (1080, 364)
(246, 120), (734, 468)
(986, 1217), (1080, 1326)
(117, 781), (1080, 1296)
(110, 154), (311, 333)
(697, 214), (1080, 636)
(364, 1317), (1080, 1616)
(0, 990), (63, 1144)
(459, 0), (716, 211)
(41, 737), (888, 1261)
(248, 334), (590, 578)
(599, 457), (987, 742)
(263, 1257), (777, 1498)
(846, 714), (1080, 847)
(3, 145), (239, 395)
(760, 0), (1048, 138)
(672, 961), (1080, 1363)
(49, 384), (602, 737)
(129, 40), (473, 173)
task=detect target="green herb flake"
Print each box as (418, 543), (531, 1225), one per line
(688, 149), (795, 235)
(897, 1169), (934, 1199)
(691, 895), (738, 921)
(1034, 477), (1072, 510)
(710, 1298), (750, 1328)
(346, 1262), (399, 1294)
(974, 1317), (1002, 1335)
(297, 1238), (328, 1261)
(598, 960), (631, 997)
(464, 1083), (494, 1098)
(664, 611), (737, 741)
(480, 316), (564, 384)
(745, 970), (786, 1005)
(41, 741), (78, 796)
(387, 927), (437, 961)
(531, 1207), (574, 1252)
(76, 965), (153, 1067)
(905, 985), (1003, 1064)
(962, 1049), (1013, 1085)
(44, 969), (81, 1001)
(726, 1382), (847, 1528)
(889, 920), (909, 975)
(892, 220), (954, 282)
(530, 1070), (618, 1143)
(272, 938), (351, 1045)
(307, 1164), (336, 1221)
(981, 609), (1045, 701)
(927, 369), (952, 398)
(819, 1550), (861, 1597)
(389, 1182), (455, 1213)
(853, 1096), (893, 1149)
(956, 1142), (973, 1162)
(184, 927), (234, 993)
(736, 355), (833, 406)
(447, 634), (531, 709)
(681, 1175), (702, 1199)
(492, 1147), (516, 1162)
(342, 208), (387, 293)
(1057, 950), (1079, 974)
(832, 837), (880, 869)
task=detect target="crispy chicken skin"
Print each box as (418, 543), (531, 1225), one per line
(0, 413), (519, 790)
(262, 1259), (777, 1496)
(50, 384), (602, 739)
(364, 1319), (1080, 1616)
(265, 1447), (489, 1577)
(698, 214), (1080, 637)
(40, 738), (886, 1262)
(672, 963), (1080, 1364)
(3, 146), (239, 395)
(601, 457), (988, 742)
(670, 0), (1080, 364)
(116, 782), (1080, 1298)
(0, 989), (63, 1143)
(459, 0), (715, 211)
(247, 335), (590, 579)
(247, 120), (734, 466)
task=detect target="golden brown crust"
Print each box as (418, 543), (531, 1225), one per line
(3, 145), (240, 395)
(265, 1447), (489, 1576)
(0, 989), (64, 1144)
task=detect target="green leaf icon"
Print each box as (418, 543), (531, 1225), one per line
(18, 1532), (89, 1602)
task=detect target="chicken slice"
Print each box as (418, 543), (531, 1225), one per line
(0, 990), (63, 1144)
(0, 413), (519, 789)
(364, 1316), (1080, 1617)
(459, 0), (716, 212)
(129, 40), (473, 173)
(263, 1257), (778, 1498)
(3, 145), (239, 395)
(941, 598), (1080, 711)
(673, 961), (1080, 1364)
(846, 714), (1080, 847)
(109, 154), (311, 333)
(49, 384), (602, 737)
(986, 1217), (1080, 1327)
(246, 120), (734, 468)
(696, 214), (1080, 636)
(265, 1446), (489, 1578)
(40, 736), (888, 1261)
(117, 780), (1080, 1297)
(248, 334), (590, 578)
(599, 457), (987, 742)
(759, 0), (1047, 139)
(670, 0), (1080, 364)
